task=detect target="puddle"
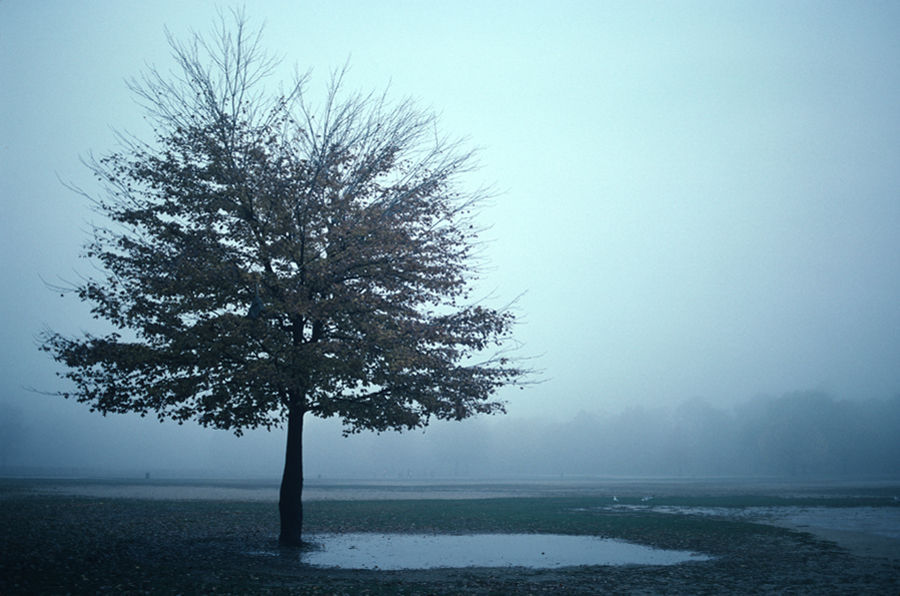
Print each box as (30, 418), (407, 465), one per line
(290, 533), (710, 569)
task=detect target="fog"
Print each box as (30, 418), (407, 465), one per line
(2, 2), (899, 481)
(3, 391), (898, 481)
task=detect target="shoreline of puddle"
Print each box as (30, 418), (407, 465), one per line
(249, 533), (712, 570)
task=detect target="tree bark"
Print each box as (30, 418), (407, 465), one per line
(278, 403), (304, 547)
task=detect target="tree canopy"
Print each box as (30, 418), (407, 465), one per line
(41, 13), (527, 439)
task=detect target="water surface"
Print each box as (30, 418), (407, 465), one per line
(299, 533), (710, 569)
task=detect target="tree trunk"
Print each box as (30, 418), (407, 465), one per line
(278, 403), (304, 547)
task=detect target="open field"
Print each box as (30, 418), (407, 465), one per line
(1, 478), (899, 594)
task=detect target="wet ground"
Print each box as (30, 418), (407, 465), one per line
(585, 500), (900, 561)
(2, 477), (899, 593)
(26, 476), (900, 560)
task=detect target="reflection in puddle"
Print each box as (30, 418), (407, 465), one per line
(299, 533), (710, 569)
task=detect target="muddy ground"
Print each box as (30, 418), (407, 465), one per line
(1, 481), (898, 594)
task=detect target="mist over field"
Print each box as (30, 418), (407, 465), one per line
(4, 5), (900, 594)
(2, 2), (900, 485)
(3, 391), (898, 481)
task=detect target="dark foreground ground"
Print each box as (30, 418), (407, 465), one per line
(1, 479), (898, 594)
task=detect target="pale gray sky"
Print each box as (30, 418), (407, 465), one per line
(2, 1), (899, 475)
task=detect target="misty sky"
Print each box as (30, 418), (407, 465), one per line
(2, 1), (899, 475)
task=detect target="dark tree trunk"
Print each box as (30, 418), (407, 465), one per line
(278, 403), (304, 547)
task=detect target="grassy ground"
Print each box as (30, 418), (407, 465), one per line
(1, 480), (898, 594)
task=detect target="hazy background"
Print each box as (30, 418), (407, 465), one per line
(2, 1), (899, 480)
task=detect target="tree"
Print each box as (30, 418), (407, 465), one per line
(40, 12), (527, 546)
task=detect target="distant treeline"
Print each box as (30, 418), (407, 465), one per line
(335, 391), (900, 480)
(5, 390), (898, 480)
(479, 391), (900, 478)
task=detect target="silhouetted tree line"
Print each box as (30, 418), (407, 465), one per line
(491, 391), (900, 479)
(10, 391), (893, 480)
(307, 390), (900, 480)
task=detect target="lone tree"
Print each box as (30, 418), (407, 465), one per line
(40, 14), (526, 546)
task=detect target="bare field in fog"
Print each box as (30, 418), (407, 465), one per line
(1, 478), (899, 593)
